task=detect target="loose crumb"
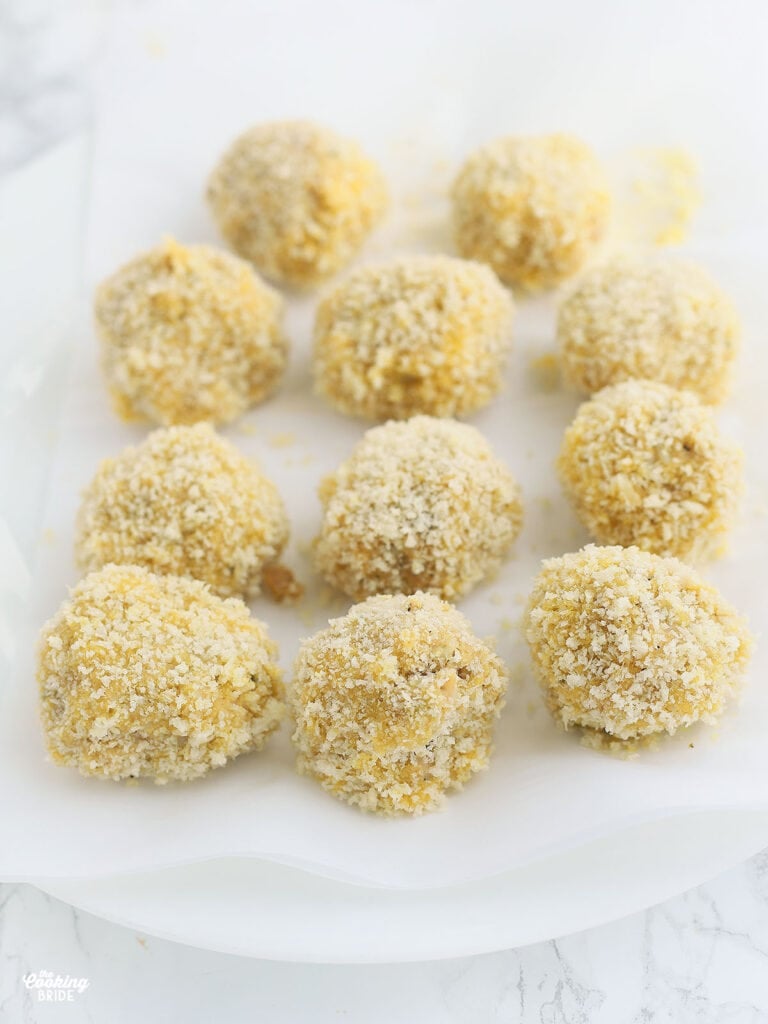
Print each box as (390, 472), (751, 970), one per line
(268, 431), (296, 449)
(261, 563), (304, 605)
(529, 352), (561, 392)
(630, 147), (701, 246)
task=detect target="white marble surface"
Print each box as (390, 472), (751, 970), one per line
(2, 0), (768, 1019)
(1, 859), (768, 1022)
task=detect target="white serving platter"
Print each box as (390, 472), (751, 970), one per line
(38, 810), (768, 962)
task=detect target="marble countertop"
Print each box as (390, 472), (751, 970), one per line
(2, 1), (768, 1019)
(2, 858), (768, 1022)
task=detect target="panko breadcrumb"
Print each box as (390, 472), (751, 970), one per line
(314, 416), (522, 600)
(75, 424), (289, 599)
(313, 256), (513, 420)
(95, 238), (287, 426)
(558, 380), (743, 561)
(291, 592), (508, 815)
(451, 134), (611, 290)
(38, 564), (284, 782)
(206, 120), (387, 287)
(525, 545), (752, 741)
(557, 258), (740, 404)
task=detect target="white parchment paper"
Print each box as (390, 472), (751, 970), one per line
(2, 0), (767, 889)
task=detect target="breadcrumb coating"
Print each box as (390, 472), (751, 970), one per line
(75, 424), (289, 599)
(206, 120), (387, 287)
(38, 565), (284, 782)
(291, 592), (508, 815)
(313, 256), (513, 420)
(314, 416), (522, 600)
(95, 238), (287, 426)
(451, 134), (611, 290)
(558, 258), (740, 404)
(525, 545), (752, 741)
(558, 381), (743, 561)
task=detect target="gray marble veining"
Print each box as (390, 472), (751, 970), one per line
(0, 0), (100, 172)
(1, 855), (768, 1022)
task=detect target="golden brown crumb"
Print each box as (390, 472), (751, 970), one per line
(206, 120), (388, 288)
(558, 380), (743, 561)
(525, 544), (752, 741)
(38, 564), (284, 782)
(75, 424), (288, 599)
(313, 256), (513, 420)
(451, 134), (611, 290)
(95, 237), (287, 426)
(314, 416), (523, 601)
(291, 591), (508, 815)
(557, 257), (739, 404)
(261, 563), (304, 605)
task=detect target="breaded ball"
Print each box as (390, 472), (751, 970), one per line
(313, 256), (513, 420)
(95, 238), (287, 426)
(38, 564), (284, 782)
(451, 134), (611, 290)
(75, 424), (289, 599)
(558, 380), (743, 561)
(525, 545), (752, 741)
(314, 416), (522, 601)
(558, 258), (740, 404)
(292, 592), (508, 815)
(206, 120), (387, 287)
